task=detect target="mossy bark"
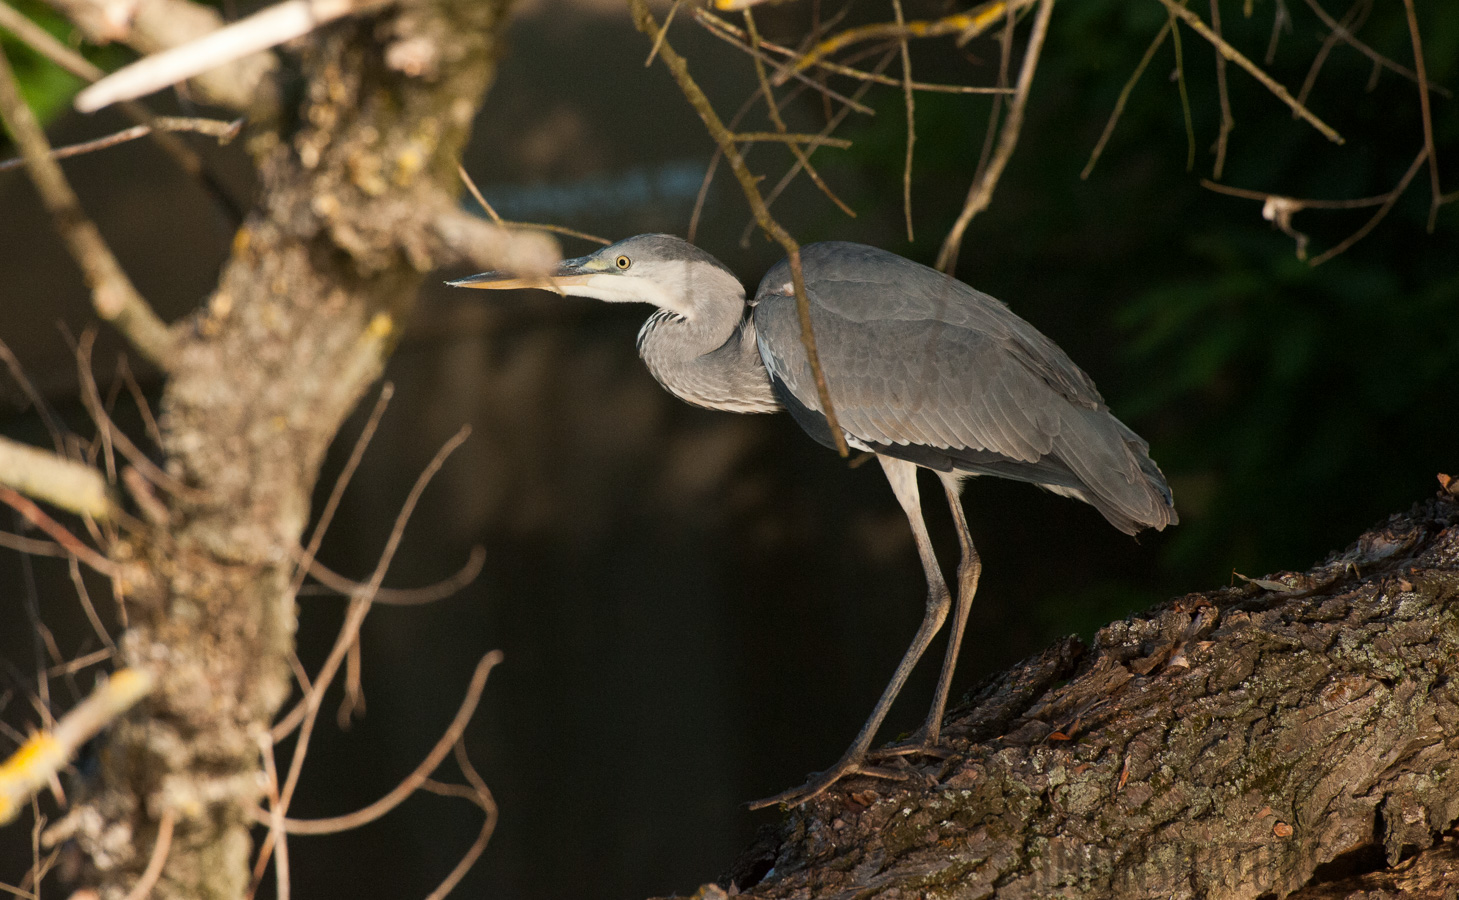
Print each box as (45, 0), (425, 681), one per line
(60, 3), (514, 898)
(724, 494), (1459, 900)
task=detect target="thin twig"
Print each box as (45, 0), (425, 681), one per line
(645, 0), (684, 66)
(891, 0), (916, 241)
(1297, 0), (1369, 109)
(288, 384), (394, 603)
(1171, 1), (1196, 173)
(936, 0), (1054, 273)
(1300, 0), (1448, 97)
(68, 557), (116, 653)
(790, 0), (1030, 79)
(0, 45), (176, 370)
(0, 488), (115, 576)
(1208, 0), (1232, 178)
(695, 8), (1011, 95)
(1308, 147), (1428, 265)
(1082, 22), (1171, 179)
(0, 338), (64, 456)
(0, 117), (243, 172)
(0, 531), (67, 559)
(1154, 0), (1344, 145)
(121, 809), (175, 900)
(1399, 0), (1441, 231)
(272, 651), (502, 834)
(45, 648), (112, 679)
(631, 0), (849, 456)
(257, 736), (288, 900)
(742, 8), (856, 219)
(732, 132), (852, 148)
(115, 357), (163, 448)
(421, 742), (496, 900)
(457, 165), (611, 247)
(301, 545), (486, 606)
(1265, 0), (1290, 64)
(694, 9), (875, 116)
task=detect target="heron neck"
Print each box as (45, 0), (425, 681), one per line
(637, 298), (780, 414)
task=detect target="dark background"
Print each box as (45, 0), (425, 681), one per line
(2, 0), (1456, 897)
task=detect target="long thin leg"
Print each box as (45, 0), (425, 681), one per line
(749, 455), (951, 809)
(922, 472), (982, 745)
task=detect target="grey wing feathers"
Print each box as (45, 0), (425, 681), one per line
(755, 242), (1176, 534)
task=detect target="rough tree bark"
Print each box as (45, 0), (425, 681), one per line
(21, 2), (527, 898)
(718, 491), (1459, 900)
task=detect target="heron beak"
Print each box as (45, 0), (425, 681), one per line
(447, 268), (596, 291)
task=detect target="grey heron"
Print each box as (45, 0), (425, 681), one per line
(451, 234), (1176, 807)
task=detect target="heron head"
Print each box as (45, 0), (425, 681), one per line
(448, 233), (743, 320)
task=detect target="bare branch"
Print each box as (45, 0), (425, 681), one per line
(420, 742), (497, 900)
(790, 0), (1034, 80)
(0, 436), (115, 521)
(0, 117), (242, 173)
(1208, 0), (1233, 178)
(1399, 0), (1442, 231)
(431, 206), (563, 276)
(270, 651), (502, 835)
(891, 0), (916, 241)
(1170, 1), (1196, 173)
(0, 669), (152, 824)
(301, 545), (486, 606)
(0, 488), (116, 575)
(1082, 22), (1171, 179)
(936, 0), (1054, 273)
(0, 45), (177, 370)
(1301, 0), (1449, 98)
(1153, 0), (1344, 145)
(631, 0), (850, 456)
(457, 165), (611, 247)
(1309, 147), (1428, 265)
(73, 0), (390, 113)
(121, 809), (174, 900)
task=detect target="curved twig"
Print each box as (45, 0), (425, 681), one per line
(301, 545), (486, 606)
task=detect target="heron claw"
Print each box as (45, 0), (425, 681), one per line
(746, 757), (907, 810)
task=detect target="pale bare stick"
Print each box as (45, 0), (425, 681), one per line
(0, 669), (152, 824)
(1399, 0), (1441, 231)
(420, 742), (497, 900)
(75, 0), (389, 112)
(0, 437), (114, 521)
(731, 132), (852, 148)
(936, 0), (1055, 273)
(272, 651), (502, 834)
(1309, 147), (1428, 266)
(1153, 0), (1343, 145)
(891, 0), (915, 241)
(301, 545), (486, 606)
(1208, 0), (1232, 178)
(0, 531), (67, 559)
(1083, 24), (1171, 179)
(0, 46), (176, 370)
(1265, 0), (1290, 64)
(288, 384), (394, 603)
(0, 117), (242, 172)
(121, 808), (175, 900)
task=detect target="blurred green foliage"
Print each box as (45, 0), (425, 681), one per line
(0, 0), (86, 126)
(823, 0), (1458, 631)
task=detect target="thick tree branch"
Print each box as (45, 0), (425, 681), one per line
(719, 493), (1459, 898)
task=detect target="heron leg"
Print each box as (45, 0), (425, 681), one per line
(921, 472), (981, 745)
(749, 455), (951, 809)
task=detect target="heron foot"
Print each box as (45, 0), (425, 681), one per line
(746, 756), (907, 810)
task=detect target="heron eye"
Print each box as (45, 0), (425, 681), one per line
(615, 255), (631, 270)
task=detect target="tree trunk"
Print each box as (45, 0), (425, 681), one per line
(50, 3), (516, 897)
(722, 492), (1459, 899)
